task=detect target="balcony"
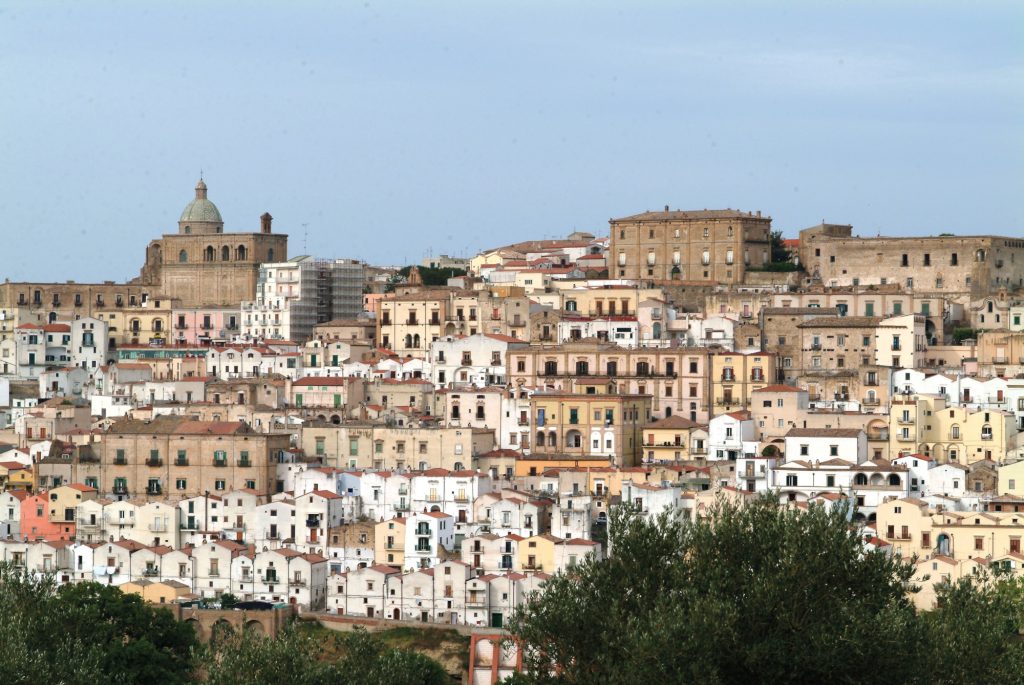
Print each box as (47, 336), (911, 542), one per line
(143, 568), (159, 577)
(863, 398), (880, 406)
(239, 458), (252, 467)
(289, 577), (307, 586)
(260, 574), (279, 584)
(113, 457), (128, 466)
(509, 319), (525, 327)
(146, 486), (162, 496)
(76, 518), (102, 530)
(224, 522), (245, 532)
(149, 521), (167, 532)
(305, 517), (320, 527)
(213, 460), (228, 468)
(175, 457), (189, 466)
(454, 495), (470, 503)
(266, 530), (279, 540)
(146, 458), (163, 467)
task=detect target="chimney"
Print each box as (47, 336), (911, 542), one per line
(260, 212), (273, 234)
(664, 205), (670, 212)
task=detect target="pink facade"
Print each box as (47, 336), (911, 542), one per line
(171, 308), (240, 345)
(20, 493), (73, 541)
(363, 294), (383, 314)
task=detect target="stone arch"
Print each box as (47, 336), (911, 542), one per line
(237, 245), (248, 261)
(267, 248), (275, 262)
(244, 619), (265, 636)
(535, 431), (545, 447)
(210, 619), (235, 646)
(185, 617), (202, 639)
(330, 414), (341, 424)
(221, 246), (230, 261)
(565, 429), (582, 448)
(205, 246), (215, 262)
(854, 473), (868, 486)
(179, 249), (188, 263)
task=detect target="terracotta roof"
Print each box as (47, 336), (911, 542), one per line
(644, 415), (700, 430)
(752, 384), (804, 393)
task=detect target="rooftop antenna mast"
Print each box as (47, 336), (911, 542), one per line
(302, 223), (309, 254)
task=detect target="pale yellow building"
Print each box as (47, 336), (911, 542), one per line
(889, 395), (1015, 464)
(374, 516), (406, 567)
(301, 423), (495, 472)
(640, 415), (706, 462)
(530, 388), (651, 468)
(710, 351), (775, 413)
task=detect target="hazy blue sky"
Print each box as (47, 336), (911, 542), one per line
(1, 1), (1021, 282)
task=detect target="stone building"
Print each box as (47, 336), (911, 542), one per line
(798, 223), (1024, 297)
(137, 179), (288, 307)
(100, 416), (291, 500)
(608, 207), (772, 283)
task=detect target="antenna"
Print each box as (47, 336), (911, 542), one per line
(302, 223), (308, 253)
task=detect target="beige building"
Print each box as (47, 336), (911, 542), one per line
(799, 223), (1024, 297)
(507, 339), (710, 423)
(136, 180), (288, 307)
(608, 207), (771, 283)
(377, 286), (532, 357)
(101, 416), (291, 500)
(301, 423), (495, 471)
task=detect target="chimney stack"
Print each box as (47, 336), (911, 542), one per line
(260, 212), (273, 234)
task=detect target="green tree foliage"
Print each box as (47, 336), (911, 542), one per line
(0, 562), (197, 684)
(506, 498), (1024, 685)
(384, 265), (468, 292)
(202, 625), (449, 685)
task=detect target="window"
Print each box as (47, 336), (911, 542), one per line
(215, 480), (226, 491)
(176, 478), (187, 490)
(800, 444), (809, 456)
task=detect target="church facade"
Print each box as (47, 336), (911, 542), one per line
(137, 179), (288, 307)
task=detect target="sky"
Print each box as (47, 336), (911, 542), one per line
(1, 1), (1022, 282)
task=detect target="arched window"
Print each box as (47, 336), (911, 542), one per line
(205, 246), (215, 262)
(221, 246), (230, 261)
(888, 474), (901, 487)
(976, 249), (986, 262)
(130, 319), (141, 333)
(178, 250), (188, 263)
(413, 334), (420, 348)
(854, 473), (868, 486)
(237, 245), (247, 261)
(184, 225), (191, 234)
(268, 248), (275, 262)
(951, 424), (960, 439)
(548, 431), (558, 449)
(453, 462), (464, 471)
(565, 430), (582, 448)
(404, 334), (412, 348)
(653, 322), (662, 338)
(536, 431), (545, 447)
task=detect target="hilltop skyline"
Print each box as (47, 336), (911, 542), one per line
(2, 1), (1022, 282)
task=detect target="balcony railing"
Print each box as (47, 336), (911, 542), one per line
(143, 568), (159, 577)
(146, 458), (163, 467)
(175, 457), (189, 466)
(213, 460), (227, 468)
(239, 458), (252, 467)
(113, 457), (128, 466)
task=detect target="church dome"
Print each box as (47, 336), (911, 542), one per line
(179, 179), (223, 224)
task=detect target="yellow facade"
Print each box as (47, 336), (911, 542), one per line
(877, 497), (1024, 562)
(641, 415), (705, 462)
(889, 395), (1014, 464)
(998, 460), (1024, 497)
(99, 301), (175, 346)
(710, 352), (774, 413)
(530, 391), (651, 468)
(521, 534), (559, 573)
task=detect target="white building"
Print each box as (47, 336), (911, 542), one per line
(403, 511), (455, 571)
